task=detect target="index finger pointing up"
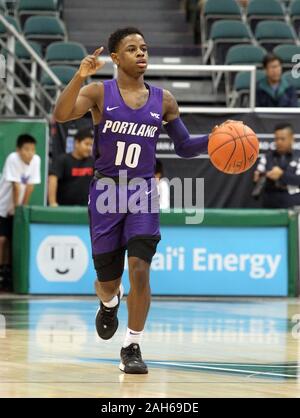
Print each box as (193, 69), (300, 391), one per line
(93, 46), (104, 57)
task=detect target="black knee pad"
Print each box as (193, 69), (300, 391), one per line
(93, 247), (126, 282)
(127, 235), (161, 264)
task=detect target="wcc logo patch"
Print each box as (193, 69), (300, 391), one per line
(150, 112), (160, 120)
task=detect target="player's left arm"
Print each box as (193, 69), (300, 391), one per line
(162, 90), (240, 158)
(162, 89), (209, 158)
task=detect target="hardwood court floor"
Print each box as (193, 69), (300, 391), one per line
(0, 296), (299, 398)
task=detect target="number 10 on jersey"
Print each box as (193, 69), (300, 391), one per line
(115, 141), (142, 168)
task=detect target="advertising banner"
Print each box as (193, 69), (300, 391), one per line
(29, 224), (288, 296)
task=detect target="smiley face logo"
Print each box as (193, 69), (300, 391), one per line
(36, 236), (89, 282)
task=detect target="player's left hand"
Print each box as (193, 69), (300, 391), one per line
(266, 166), (284, 181)
(209, 120), (244, 138)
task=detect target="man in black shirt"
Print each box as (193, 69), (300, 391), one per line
(48, 128), (94, 206)
(254, 123), (300, 208)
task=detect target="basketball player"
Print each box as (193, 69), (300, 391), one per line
(54, 27), (226, 374)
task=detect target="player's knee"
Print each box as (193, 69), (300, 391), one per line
(93, 247), (125, 282)
(129, 257), (149, 275)
(127, 236), (160, 265)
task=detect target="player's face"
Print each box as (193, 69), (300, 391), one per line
(75, 137), (93, 158)
(17, 143), (36, 164)
(112, 34), (148, 76)
(265, 60), (282, 83)
(274, 128), (294, 154)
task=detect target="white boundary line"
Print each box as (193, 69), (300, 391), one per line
(149, 361), (298, 378)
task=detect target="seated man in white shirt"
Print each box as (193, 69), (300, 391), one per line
(0, 134), (41, 291)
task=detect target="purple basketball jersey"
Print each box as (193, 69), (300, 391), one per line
(93, 78), (163, 178)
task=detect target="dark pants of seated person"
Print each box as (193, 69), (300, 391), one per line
(263, 191), (300, 209)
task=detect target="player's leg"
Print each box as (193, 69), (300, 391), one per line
(126, 243), (157, 332)
(93, 248), (126, 340)
(88, 178), (126, 340)
(119, 237), (160, 374)
(119, 176), (161, 373)
(127, 257), (151, 331)
(95, 275), (121, 303)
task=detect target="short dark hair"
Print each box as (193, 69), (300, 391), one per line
(263, 53), (282, 69)
(75, 128), (93, 142)
(274, 123), (294, 134)
(108, 27), (145, 53)
(16, 134), (36, 148)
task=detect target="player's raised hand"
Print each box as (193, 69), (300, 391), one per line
(78, 47), (105, 78)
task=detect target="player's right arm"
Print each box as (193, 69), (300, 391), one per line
(53, 47), (105, 123)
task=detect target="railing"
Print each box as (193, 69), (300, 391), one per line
(0, 14), (62, 122)
(1, 15), (300, 120)
(178, 107), (300, 114)
(135, 63), (257, 109)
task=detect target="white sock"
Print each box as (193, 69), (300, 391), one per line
(123, 327), (144, 348)
(102, 283), (124, 308)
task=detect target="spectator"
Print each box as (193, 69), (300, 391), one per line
(155, 159), (170, 210)
(256, 53), (298, 107)
(253, 123), (300, 208)
(48, 128), (94, 206)
(0, 134), (41, 290)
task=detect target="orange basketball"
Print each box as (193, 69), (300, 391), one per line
(208, 122), (259, 174)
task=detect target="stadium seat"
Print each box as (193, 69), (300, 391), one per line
(3, 1), (17, 14)
(234, 70), (265, 91)
(0, 0), (7, 14)
(225, 45), (266, 96)
(233, 69), (265, 106)
(45, 42), (87, 66)
(206, 20), (253, 64)
(255, 20), (297, 51)
(201, 0), (242, 43)
(246, 0), (285, 31)
(273, 44), (300, 69)
(1, 39), (42, 60)
(41, 64), (77, 88)
(0, 16), (21, 38)
(18, 0), (58, 26)
(24, 16), (66, 50)
(0, 39), (43, 90)
(282, 70), (300, 95)
(225, 44), (267, 66)
(291, 0), (300, 33)
(15, 40), (42, 61)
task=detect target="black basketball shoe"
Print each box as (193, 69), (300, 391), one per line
(119, 343), (148, 374)
(95, 285), (123, 340)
